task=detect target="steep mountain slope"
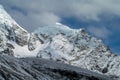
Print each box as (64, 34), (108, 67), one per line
(0, 5), (28, 52)
(0, 5), (40, 57)
(34, 23), (120, 79)
(0, 4), (120, 80)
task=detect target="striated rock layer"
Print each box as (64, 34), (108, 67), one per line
(0, 55), (110, 80)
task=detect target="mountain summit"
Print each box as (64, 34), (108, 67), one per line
(34, 22), (120, 79)
(0, 5), (119, 80)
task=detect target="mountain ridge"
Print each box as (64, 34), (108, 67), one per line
(0, 4), (120, 80)
(0, 55), (111, 80)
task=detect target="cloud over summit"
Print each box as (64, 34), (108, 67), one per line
(0, 0), (119, 37)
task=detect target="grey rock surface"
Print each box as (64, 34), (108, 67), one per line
(0, 55), (111, 80)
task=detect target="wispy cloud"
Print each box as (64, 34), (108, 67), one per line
(0, 0), (120, 32)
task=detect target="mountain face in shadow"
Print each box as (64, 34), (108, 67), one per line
(0, 55), (110, 80)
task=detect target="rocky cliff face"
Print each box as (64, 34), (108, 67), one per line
(0, 5), (39, 56)
(0, 5), (119, 80)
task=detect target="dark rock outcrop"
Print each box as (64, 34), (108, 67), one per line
(0, 55), (111, 80)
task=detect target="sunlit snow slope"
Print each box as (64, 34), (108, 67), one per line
(34, 23), (120, 79)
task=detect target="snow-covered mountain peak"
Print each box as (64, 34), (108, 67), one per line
(0, 5), (27, 32)
(34, 22), (85, 38)
(0, 4), (120, 79)
(0, 5), (16, 26)
(55, 22), (84, 31)
(0, 5), (30, 55)
(33, 22), (120, 79)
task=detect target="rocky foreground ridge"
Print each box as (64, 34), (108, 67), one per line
(0, 55), (111, 80)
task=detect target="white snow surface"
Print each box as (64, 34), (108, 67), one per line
(12, 41), (39, 58)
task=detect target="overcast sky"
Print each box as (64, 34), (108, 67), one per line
(0, 0), (120, 54)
